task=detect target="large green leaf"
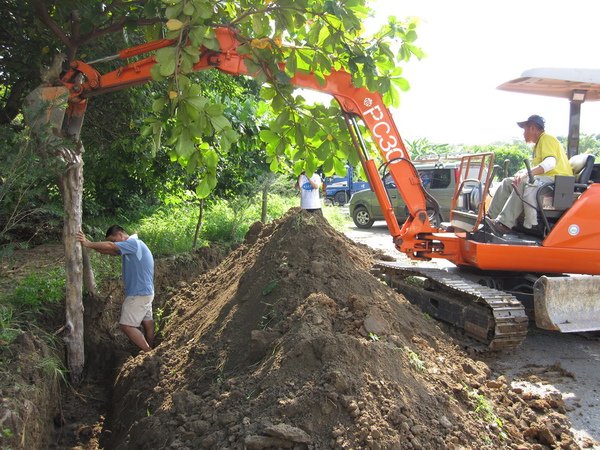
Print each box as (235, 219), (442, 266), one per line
(259, 130), (280, 144)
(204, 148), (219, 168)
(155, 47), (177, 77)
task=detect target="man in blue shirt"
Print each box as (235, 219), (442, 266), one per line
(77, 225), (155, 352)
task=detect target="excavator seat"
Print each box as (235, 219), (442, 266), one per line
(535, 154), (595, 234)
(570, 153), (596, 185)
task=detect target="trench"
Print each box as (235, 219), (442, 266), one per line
(48, 246), (228, 449)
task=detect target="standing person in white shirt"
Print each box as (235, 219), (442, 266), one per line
(296, 171), (323, 215)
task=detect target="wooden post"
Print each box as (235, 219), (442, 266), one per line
(58, 146), (85, 385)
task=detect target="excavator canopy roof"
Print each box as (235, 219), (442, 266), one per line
(497, 68), (600, 101)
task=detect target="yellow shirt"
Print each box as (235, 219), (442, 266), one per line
(533, 133), (573, 177)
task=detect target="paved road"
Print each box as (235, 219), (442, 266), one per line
(343, 221), (600, 448)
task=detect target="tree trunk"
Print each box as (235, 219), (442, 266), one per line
(261, 183), (269, 223)
(82, 247), (97, 297)
(192, 198), (205, 249)
(57, 146), (85, 385)
(0, 79), (29, 125)
(261, 173), (276, 223)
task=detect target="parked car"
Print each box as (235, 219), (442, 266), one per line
(349, 161), (460, 228)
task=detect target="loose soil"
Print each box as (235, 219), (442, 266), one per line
(0, 209), (583, 449)
(103, 210), (578, 449)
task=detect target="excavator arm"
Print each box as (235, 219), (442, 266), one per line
(47, 26), (453, 261)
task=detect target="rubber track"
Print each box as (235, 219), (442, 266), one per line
(373, 262), (529, 350)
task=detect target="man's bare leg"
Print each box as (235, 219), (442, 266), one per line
(141, 320), (155, 348)
(119, 324), (151, 352)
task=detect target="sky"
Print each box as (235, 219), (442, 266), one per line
(367, 0), (600, 145)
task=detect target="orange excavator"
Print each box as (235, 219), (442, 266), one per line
(31, 27), (600, 350)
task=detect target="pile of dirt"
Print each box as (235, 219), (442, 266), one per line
(102, 209), (578, 449)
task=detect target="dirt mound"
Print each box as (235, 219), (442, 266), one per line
(104, 209), (578, 449)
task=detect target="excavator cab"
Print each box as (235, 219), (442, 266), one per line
(493, 68), (600, 239)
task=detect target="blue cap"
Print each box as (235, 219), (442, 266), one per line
(517, 115), (545, 130)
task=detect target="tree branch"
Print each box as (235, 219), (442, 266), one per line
(70, 10), (81, 44)
(31, 0), (76, 55)
(78, 17), (162, 47)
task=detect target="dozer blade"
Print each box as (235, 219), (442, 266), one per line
(533, 275), (600, 332)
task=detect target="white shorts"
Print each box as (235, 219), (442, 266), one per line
(119, 295), (154, 327)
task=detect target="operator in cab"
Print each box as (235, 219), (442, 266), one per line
(486, 115), (573, 235)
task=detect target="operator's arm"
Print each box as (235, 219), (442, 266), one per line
(513, 157), (556, 185)
(531, 157), (556, 175)
(76, 231), (120, 255)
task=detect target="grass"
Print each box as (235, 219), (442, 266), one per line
(84, 193), (301, 256)
(6, 268), (65, 312)
(322, 204), (349, 231)
(368, 332), (380, 342)
(405, 346), (426, 372)
(35, 355), (68, 386)
(468, 388), (507, 440)
(0, 305), (19, 344)
(84, 193), (351, 257)
(0, 268), (65, 345)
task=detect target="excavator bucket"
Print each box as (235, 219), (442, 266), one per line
(23, 86), (69, 132)
(533, 275), (600, 332)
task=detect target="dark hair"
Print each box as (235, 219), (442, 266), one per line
(105, 224), (126, 238)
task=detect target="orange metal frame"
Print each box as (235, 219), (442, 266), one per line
(58, 26), (600, 275)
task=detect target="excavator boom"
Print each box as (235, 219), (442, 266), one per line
(36, 26), (441, 257)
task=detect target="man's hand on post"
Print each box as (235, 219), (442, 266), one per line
(76, 230), (89, 247)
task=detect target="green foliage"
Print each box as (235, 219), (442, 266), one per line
(0, 305), (20, 344)
(405, 346), (426, 372)
(3, 1), (425, 239)
(406, 138), (452, 160)
(322, 205), (349, 232)
(464, 143), (530, 177)
(154, 306), (168, 337)
(0, 268), (65, 345)
(34, 355), (68, 386)
(5, 268), (65, 313)
(138, 203), (199, 254)
(468, 388), (507, 440)
(85, 191), (298, 257)
(261, 279), (278, 296)
(144, 0), (423, 193)
(0, 125), (63, 243)
(558, 133), (600, 157)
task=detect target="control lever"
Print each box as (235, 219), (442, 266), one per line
(523, 160), (535, 183)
